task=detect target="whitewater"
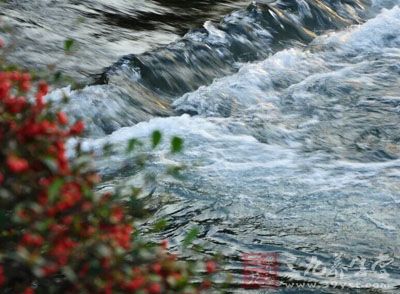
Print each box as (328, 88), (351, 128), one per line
(35, 0), (400, 292)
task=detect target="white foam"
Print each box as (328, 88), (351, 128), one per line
(314, 5), (400, 51)
(173, 48), (325, 116)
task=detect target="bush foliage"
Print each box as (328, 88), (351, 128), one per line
(0, 69), (215, 293)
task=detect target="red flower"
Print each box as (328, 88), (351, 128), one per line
(81, 201), (93, 212)
(125, 276), (145, 291)
(35, 92), (44, 108)
(21, 72), (31, 82)
(50, 224), (67, 235)
(205, 260), (217, 274)
(57, 157), (70, 174)
(7, 155), (29, 173)
(10, 71), (21, 81)
(148, 283), (162, 294)
(61, 182), (82, 206)
(87, 173), (101, 184)
(111, 206), (124, 223)
(38, 192), (48, 205)
(38, 80), (49, 95)
(50, 237), (77, 265)
(17, 209), (29, 220)
(21, 122), (41, 137)
(0, 265), (5, 286)
(57, 111), (69, 125)
(171, 272), (182, 281)
(39, 177), (51, 186)
(46, 207), (57, 217)
(151, 262), (162, 274)
(103, 285), (112, 294)
(161, 239), (168, 250)
(201, 279), (212, 289)
(79, 263), (90, 278)
(113, 224), (133, 249)
(0, 80), (11, 99)
(40, 120), (57, 134)
(101, 258), (111, 269)
(69, 120), (84, 135)
(19, 80), (31, 93)
(21, 233), (44, 247)
(0, 173), (4, 185)
(5, 96), (27, 113)
(41, 264), (59, 277)
(23, 287), (34, 294)
(56, 201), (70, 212)
(62, 215), (73, 225)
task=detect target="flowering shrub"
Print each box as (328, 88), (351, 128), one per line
(0, 70), (216, 293)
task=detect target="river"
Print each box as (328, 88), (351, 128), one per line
(1, 0), (400, 292)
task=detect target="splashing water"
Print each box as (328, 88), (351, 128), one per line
(7, 0), (400, 291)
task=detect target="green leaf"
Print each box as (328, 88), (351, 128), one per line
(135, 154), (148, 168)
(127, 197), (146, 218)
(82, 185), (93, 199)
(171, 136), (183, 153)
(131, 187), (142, 197)
(183, 227), (199, 247)
(64, 38), (75, 52)
(102, 143), (113, 156)
(88, 260), (102, 275)
(53, 71), (62, 82)
(151, 130), (162, 148)
(35, 219), (52, 232)
(62, 266), (77, 282)
(167, 165), (185, 178)
(153, 219), (168, 232)
(0, 210), (7, 229)
(48, 178), (64, 203)
(126, 138), (142, 153)
(42, 156), (58, 172)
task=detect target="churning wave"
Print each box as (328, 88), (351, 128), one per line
(49, 1), (400, 291)
(52, 0), (399, 137)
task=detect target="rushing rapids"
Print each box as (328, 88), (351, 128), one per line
(101, 0), (370, 97)
(3, 0), (400, 292)
(51, 0), (399, 137)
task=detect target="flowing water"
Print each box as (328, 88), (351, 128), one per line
(0, 0), (249, 80)
(2, 0), (400, 292)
